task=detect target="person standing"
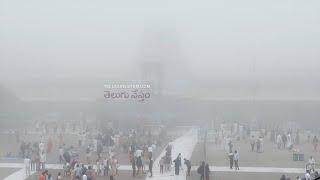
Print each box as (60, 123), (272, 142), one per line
(308, 156), (316, 172)
(136, 156), (143, 176)
(184, 158), (192, 176)
(250, 136), (255, 152)
(205, 164), (210, 180)
(131, 157), (136, 177)
(110, 156), (118, 180)
(24, 156), (31, 177)
(74, 164), (82, 180)
(234, 150), (239, 170)
(39, 151), (46, 171)
(282, 134), (287, 149)
(59, 146), (64, 163)
(256, 138), (261, 153)
(86, 166), (96, 180)
(86, 145), (92, 164)
(103, 157), (109, 176)
(276, 134), (282, 149)
(313, 136), (318, 152)
(159, 157), (164, 174)
(228, 150), (234, 169)
(197, 161), (205, 180)
(31, 149), (37, 171)
(148, 159), (154, 177)
(173, 153), (182, 175)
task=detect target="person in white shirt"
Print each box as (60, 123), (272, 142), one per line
(234, 150), (239, 170)
(148, 146), (153, 160)
(24, 157), (31, 176)
(39, 142), (45, 153)
(135, 149), (143, 158)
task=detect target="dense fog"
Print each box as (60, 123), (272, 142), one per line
(1, 0), (320, 180)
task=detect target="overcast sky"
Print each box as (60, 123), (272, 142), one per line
(0, 0), (320, 100)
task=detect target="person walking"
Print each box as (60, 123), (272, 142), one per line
(234, 150), (239, 170)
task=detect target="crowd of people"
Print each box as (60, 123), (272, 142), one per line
(6, 120), (320, 180)
(7, 119), (170, 180)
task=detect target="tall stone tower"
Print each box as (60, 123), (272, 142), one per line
(137, 25), (189, 96)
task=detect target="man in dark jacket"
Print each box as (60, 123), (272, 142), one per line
(197, 161), (205, 180)
(173, 153), (182, 175)
(148, 159), (153, 177)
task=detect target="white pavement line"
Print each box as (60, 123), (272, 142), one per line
(191, 166), (306, 174)
(145, 128), (199, 180)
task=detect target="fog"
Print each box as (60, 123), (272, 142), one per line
(2, 1), (320, 180)
(1, 0), (320, 101)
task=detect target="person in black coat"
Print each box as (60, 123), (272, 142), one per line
(197, 161), (205, 180)
(173, 153), (182, 175)
(148, 159), (154, 177)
